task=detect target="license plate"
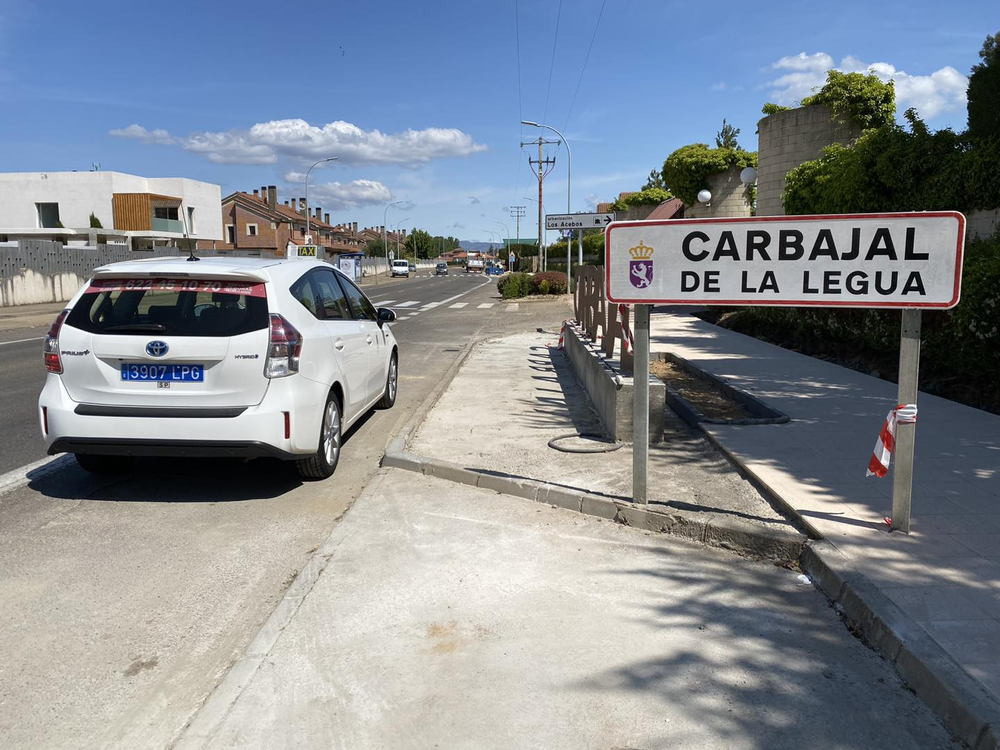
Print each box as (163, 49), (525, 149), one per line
(121, 363), (204, 382)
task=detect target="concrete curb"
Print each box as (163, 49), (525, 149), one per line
(381, 450), (805, 563)
(172, 470), (392, 750)
(800, 541), (1000, 750)
(696, 422), (999, 749)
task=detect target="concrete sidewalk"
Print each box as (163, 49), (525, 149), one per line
(175, 469), (956, 750)
(650, 311), (1000, 708)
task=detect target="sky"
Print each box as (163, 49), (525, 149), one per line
(0, 0), (995, 246)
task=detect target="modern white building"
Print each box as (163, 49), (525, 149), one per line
(0, 171), (223, 248)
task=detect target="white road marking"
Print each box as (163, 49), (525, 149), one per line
(448, 303), (468, 309)
(371, 298), (396, 305)
(0, 455), (74, 498)
(394, 301), (420, 308)
(507, 303), (520, 311)
(477, 303), (494, 309)
(0, 336), (44, 347)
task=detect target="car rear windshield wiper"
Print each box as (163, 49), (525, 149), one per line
(102, 323), (167, 333)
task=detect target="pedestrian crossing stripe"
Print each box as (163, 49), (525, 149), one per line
(507, 303), (520, 311)
(448, 303), (468, 309)
(477, 303), (494, 309)
(395, 301), (420, 308)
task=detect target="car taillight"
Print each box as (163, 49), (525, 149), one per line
(43, 309), (70, 373)
(265, 314), (302, 378)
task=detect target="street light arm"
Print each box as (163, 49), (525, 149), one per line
(305, 157), (338, 241)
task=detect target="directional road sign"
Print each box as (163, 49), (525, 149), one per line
(546, 212), (615, 230)
(389, 250), (395, 260)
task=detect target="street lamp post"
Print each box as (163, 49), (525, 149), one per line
(395, 218), (410, 265)
(522, 120), (574, 292)
(495, 221), (510, 271)
(383, 200), (405, 276)
(305, 157), (338, 246)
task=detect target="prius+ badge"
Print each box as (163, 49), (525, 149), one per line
(146, 340), (169, 357)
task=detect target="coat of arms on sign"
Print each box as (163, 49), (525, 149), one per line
(629, 241), (654, 289)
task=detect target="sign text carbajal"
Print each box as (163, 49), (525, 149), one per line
(605, 212), (966, 309)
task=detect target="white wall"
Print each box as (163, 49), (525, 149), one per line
(0, 171), (222, 240)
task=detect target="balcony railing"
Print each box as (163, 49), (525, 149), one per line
(152, 217), (184, 233)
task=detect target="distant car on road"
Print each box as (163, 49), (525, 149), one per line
(435, 262), (448, 276)
(38, 257), (399, 480)
(408, 261), (416, 273)
(391, 259), (409, 277)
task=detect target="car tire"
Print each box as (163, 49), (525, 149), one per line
(377, 351), (398, 409)
(295, 392), (342, 480)
(74, 453), (133, 474)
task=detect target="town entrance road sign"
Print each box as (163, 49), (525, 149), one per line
(606, 212), (966, 309)
(546, 212), (615, 230)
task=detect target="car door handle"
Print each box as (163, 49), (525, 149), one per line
(334, 340), (345, 351)
(366, 335), (373, 345)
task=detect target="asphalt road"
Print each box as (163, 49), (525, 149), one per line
(0, 271), (569, 749)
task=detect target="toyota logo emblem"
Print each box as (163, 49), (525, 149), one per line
(146, 340), (169, 357)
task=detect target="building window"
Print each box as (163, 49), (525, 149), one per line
(36, 202), (61, 228)
(246, 223), (258, 237)
(187, 206), (196, 234)
(154, 206), (179, 221)
(226, 225), (235, 243)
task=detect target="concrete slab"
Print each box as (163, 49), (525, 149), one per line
(179, 471), (959, 750)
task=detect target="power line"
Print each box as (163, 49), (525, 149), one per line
(542, 0), (563, 124)
(563, 0), (606, 131)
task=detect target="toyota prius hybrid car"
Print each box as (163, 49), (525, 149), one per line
(38, 257), (399, 480)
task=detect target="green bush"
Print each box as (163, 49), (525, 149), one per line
(610, 187), (673, 212)
(799, 70), (896, 130)
(782, 111), (1000, 215)
(661, 144), (757, 206)
(499, 273), (531, 299)
(531, 271), (568, 295)
(761, 103), (791, 116)
(89, 213), (103, 229)
(968, 31), (1000, 141)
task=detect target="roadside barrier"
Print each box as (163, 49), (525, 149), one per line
(866, 403), (918, 478)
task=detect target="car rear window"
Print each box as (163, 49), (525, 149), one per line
(66, 278), (269, 337)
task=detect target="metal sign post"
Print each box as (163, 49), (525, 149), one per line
(891, 310), (921, 533)
(605, 212), (965, 518)
(633, 305), (650, 504)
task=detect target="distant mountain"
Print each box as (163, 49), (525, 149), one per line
(460, 240), (501, 254)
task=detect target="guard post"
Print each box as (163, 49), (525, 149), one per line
(632, 304), (650, 504)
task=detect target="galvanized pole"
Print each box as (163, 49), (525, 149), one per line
(633, 304), (650, 504)
(891, 309), (921, 534)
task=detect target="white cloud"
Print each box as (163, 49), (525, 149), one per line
(711, 81), (728, 91)
(289, 178), (393, 210)
(585, 193), (601, 209)
(767, 53), (968, 120)
(109, 123), (176, 146)
(110, 118), (487, 166)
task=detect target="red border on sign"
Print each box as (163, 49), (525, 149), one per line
(604, 211), (966, 309)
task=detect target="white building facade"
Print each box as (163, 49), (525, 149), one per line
(0, 171), (223, 248)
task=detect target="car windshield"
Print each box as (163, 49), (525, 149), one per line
(65, 278), (269, 337)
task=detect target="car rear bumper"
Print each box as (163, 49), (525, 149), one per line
(48, 438), (299, 459)
(39, 373), (329, 459)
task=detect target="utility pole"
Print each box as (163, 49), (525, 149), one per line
(509, 205), (525, 271)
(521, 136), (557, 271)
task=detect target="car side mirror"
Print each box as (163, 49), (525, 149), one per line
(377, 308), (396, 325)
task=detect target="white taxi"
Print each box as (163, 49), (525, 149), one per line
(38, 257), (398, 479)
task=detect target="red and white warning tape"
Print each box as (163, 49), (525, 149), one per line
(618, 304), (634, 355)
(557, 320), (566, 349)
(866, 403), (918, 478)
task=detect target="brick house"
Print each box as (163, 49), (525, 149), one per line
(204, 185), (365, 258)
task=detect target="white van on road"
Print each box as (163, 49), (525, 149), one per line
(391, 259), (410, 277)
(38, 257), (399, 480)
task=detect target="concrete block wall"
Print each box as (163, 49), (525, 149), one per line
(756, 105), (862, 216)
(684, 166), (752, 220)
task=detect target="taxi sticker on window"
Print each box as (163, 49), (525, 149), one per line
(87, 278), (267, 297)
